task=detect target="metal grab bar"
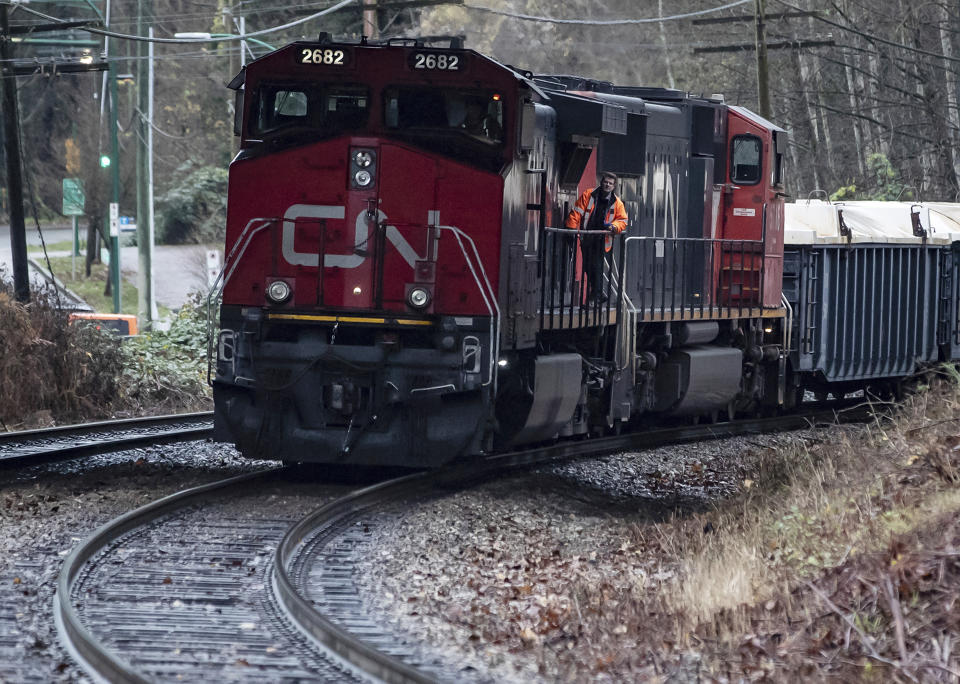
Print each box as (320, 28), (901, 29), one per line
(206, 218), (278, 385)
(539, 227), (625, 333)
(539, 231), (766, 325)
(375, 220), (500, 389)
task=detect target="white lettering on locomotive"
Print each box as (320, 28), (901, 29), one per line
(281, 204), (424, 269)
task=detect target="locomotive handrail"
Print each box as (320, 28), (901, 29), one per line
(544, 227), (617, 234)
(622, 234), (766, 244)
(372, 220), (501, 389)
(435, 224), (501, 389)
(781, 292), (794, 354)
(539, 226), (626, 334)
(622, 234), (767, 321)
(206, 217), (278, 385)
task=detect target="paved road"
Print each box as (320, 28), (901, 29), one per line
(0, 223), (215, 310)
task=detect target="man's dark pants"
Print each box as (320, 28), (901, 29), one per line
(581, 234), (607, 303)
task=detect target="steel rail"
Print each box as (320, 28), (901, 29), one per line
(274, 406), (867, 684)
(54, 467), (284, 684)
(0, 411), (214, 468)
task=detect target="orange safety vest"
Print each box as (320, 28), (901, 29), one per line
(565, 188), (628, 251)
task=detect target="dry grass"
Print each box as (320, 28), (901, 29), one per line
(0, 285), (126, 429)
(651, 375), (960, 679)
(0, 274), (211, 429)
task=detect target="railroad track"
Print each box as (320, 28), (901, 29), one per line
(58, 406), (868, 683)
(0, 411), (214, 468)
(55, 467), (375, 682)
(273, 407), (866, 683)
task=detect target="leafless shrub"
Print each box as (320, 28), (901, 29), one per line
(0, 279), (124, 429)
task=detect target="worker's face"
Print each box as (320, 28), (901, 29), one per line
(601, 177), (615, 193)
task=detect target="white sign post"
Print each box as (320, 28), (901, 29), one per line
(206, 249), (221, 288)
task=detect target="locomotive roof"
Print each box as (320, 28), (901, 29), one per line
(532, 75), (724, 105)
(227, 39), (547, 98)
(729, 105), (786, 134)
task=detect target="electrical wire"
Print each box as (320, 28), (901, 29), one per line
(462, 0), (753, 25)
(133, 107), (198, 141)
(771, 0), (960, 65)
(15, 0), (357, 44)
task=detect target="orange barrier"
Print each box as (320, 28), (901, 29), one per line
(68, 312), (139, 336)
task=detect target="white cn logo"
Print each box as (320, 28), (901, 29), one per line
(281, 204), (426, 269)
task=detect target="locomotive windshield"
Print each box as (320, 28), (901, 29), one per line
(383, 87), (507, 170)
(252, 83), (370, 138)
(384, 88), (503, 144)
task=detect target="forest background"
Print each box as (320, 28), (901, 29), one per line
(8, 0), (960, 248)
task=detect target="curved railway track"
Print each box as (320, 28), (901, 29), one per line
(277, 407), (868, 684)
(55, 467), (376, 683)
(57, 406), (868, 682)
(0, 412), (214, 468)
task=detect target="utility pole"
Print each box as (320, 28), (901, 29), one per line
(136, 0), (153, 328)
(147, 26), (156, 321)
(363, 0), (379, 39)
(692, 8), (830, 120)
(238, 16), (248, 67)
(0, 4), (29, 303)
(108, 60), (121, 313)
(754, 0), (771, 119)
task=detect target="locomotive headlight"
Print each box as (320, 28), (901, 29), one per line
(353, 150), (373, 168)
(350, 147), (377, 188)
(266, 279), (291, 304)
(407, 287), (431, 309)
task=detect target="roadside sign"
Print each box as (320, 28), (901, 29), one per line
(119, 215), (136, 232)
(207, 250), (221, 287)
(62, 178), (84, 216)
(109, 202), (119, 236)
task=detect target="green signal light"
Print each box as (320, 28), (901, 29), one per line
(99, 154), (111, 168)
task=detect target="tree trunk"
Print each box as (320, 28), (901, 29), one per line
(843, 59), (867, 176)
(85, 212), (101, 277)
(657, 0), (675, 89)
(938, 5), (960, 194)
(794, 49), (823, 191)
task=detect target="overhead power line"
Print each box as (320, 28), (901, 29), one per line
(463, 0), (753, 25)
(771, 0), (960, 65)
(15, 0), (359, 44)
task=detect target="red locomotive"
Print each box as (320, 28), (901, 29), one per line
(211, 36), (793, 466)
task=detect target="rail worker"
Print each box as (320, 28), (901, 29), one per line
(462, 100), (502, 141)
(565, 171), (628, 304)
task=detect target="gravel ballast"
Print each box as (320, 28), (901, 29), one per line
(355, 432), (815, 681)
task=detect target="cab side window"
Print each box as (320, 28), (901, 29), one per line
(731, 135), (762, 185)
(256, 88), (309, 132)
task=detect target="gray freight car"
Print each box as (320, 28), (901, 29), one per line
(783, 200), (960, 402)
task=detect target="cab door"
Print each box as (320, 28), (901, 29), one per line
(720, 107), (783, 308)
